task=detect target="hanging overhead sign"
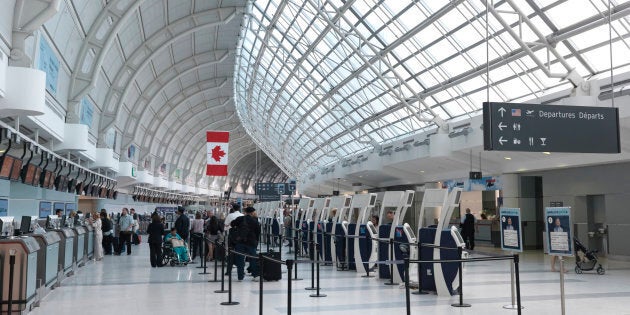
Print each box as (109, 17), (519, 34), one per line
(483, 102), (620, 153)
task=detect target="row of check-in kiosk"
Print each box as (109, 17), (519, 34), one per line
(0, 215), (96, 314)
(255, 188), (467, 296)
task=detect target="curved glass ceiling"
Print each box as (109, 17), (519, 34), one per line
(235, 0), (630, 177)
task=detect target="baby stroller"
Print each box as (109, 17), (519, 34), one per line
(574, 237), (604, 275)
(162, 237), (190, 266)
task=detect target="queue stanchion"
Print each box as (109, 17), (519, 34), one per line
(293, 235), (303, 281)
(404, 256), (411, 315)
(385, 239), (397, 285)
(412, 243), (428, 295)
(305, 240), (316, 290)
(503, 251), (524, 310)
(198, 236), (210, 274)
(451, 246), (471, 308)
(309, 243), (326, 298)
(514, 254), (523, 315)
(8, 249), (16, 315)
(220, 250), (239, 306)
(286, 259), (294, 315)
(214, 243), (229, 293)
(259, 253), (264, 315)
(208, 239), (220, 282)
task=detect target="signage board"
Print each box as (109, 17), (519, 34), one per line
(483, 102), (620, 153)
(500, 207), (522, 252)
(545, 207), (573, 257)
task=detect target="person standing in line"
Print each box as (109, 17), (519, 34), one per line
(205, 215), (222, 261)
(117, 208), (134, 255)
(147, 214), (165, 267)
(190, 212), (205, 262)
(232, 207), (261, 281)
(223, 204), (243, 275)
(283, 209), (293, 247)
(174, 206), (190, 244)
(460, 208), (477, 250)
(90, 211), (104, 261)
(100, 211), (113, 255)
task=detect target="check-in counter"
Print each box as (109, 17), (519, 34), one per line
(52, 228), (76, 275)
(0, 236), (40, 313)
(73, 226), (87, 266)
(85, 224), (94, 260)
(31, 232), (61, 289)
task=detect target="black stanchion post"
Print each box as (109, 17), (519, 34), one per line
(293, 235), (303, 281)
(515, 254), (522, 315)
(306, 241), (316, 290)
(198, 237), (210, 274)
(404, 257), (411, 315)
(385, 239), (397, 285)
(8, 249), (16, 315)
(286, 259), (294, 315)
(220, 250), (239, 306)
(309, 243), (326, 298)
(259, 253), (264, 315)
(451, 247), (471, 308)
(208, 240), (220, 283)
(214, 245), (228, 293)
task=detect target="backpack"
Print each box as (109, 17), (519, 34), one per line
(235, 218), (250, 243)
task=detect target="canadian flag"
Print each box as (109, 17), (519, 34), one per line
(206, 131), (229, 176)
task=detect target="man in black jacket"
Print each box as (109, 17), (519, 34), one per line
(174, 206), (190, 243)
(100, 211), (113, 255)
(232, 207), (261, 281)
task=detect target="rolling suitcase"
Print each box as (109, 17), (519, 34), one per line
(262, 251), (282, 281)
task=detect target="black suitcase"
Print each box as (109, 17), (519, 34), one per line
(261, 251), (282, 281)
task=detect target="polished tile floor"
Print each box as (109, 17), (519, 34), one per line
(29, 243), (630, 315)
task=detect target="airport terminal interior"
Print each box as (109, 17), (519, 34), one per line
(2, 0), (630, 314)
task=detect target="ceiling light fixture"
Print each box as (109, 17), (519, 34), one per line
(504, 157), (512, 160)
(542, 152), (551, 155)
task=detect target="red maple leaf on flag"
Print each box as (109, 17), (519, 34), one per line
(211, 145), (226, 162)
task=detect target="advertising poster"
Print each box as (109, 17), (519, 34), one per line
(65, 203), (77, 214)
(545, 207), (573, 256)
(500, 207), (522, 252)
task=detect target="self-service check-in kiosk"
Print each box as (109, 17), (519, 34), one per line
(350, 193), (377, 275)
(31, 231), (61, 291)
(325, 195), (351, 267)
(417, 188), (463, 295)
(294, 198), (310, 255)
(300, 199), (315, 256)
(377, 190), (414, 283)
(332, 196), (352, 270)
(315, 198), (331, 262)
(307, 198), (327, 259)
(0, 235), (41, 313)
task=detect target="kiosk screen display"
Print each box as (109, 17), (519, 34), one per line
(344, 198), (351, 207)
(20, 216), (31, 234)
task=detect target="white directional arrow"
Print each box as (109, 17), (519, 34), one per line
(499, 136), (507, 145)
(498, 122), (507, 131)
(498, 107), (506, 117)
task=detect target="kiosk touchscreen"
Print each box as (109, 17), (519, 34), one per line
(19, 216), (32, 235)
(350, 193), (377, 274)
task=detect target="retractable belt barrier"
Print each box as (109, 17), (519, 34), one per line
(205, 231), (522, 315)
